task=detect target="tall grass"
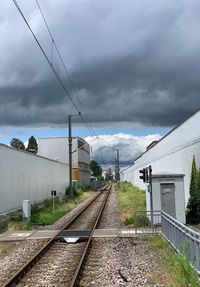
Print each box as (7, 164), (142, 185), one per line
(0, 189), (95, 231)
(169, 254), (200, 287)
(146, 236), (200, 287)
(117, 182), (146, 225)
(31, 189), (95, 225)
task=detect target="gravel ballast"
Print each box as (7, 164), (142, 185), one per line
(0, 239), (47, 286)
(80, 184), (164, 287)
(0, 191), (100, 285)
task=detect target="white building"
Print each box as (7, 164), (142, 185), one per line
(38, 137), (90, 186)
(122, 108), (200, 217)
(0, 143), (68, 214)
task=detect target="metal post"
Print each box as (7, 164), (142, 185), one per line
(113, 148), (120, 184)
(68, 115), (73, 200)
(149, 165), (153, 226)
(52, 196), (55, 212)
(117, 149), (120, 184)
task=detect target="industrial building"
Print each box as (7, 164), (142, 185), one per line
(0, 143), (68, 215)
(38, 137), (90, 186)
(122, 108), (200, 223)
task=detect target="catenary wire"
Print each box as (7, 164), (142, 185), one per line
(35, 0), (101, 139)
(12, 0), (80, 115)
(13, 0), (113, 165)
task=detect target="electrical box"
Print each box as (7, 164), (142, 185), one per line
(146, 173), (185, 224)
(22, 200), (31, 220)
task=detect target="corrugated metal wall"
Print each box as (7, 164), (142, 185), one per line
(0, 144), (69, 214)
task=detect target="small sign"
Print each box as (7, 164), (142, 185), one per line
(72, 168), (80, 181)
(51, 190), (57, 196)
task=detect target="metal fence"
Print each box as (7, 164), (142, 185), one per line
(134, 210), (161, 235)
(134, 210), (200, 273)
(161, 211), (200, 274)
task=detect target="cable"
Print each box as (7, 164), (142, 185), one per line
(35, 0), (117, 150)
(12, 0), (80, 114)
(13, 0), (113, 159)
(35, 0), (100, 139)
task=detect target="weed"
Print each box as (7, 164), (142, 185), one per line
(134, 213), (150, 227)
(9, 212), (22, 222)
(0, 220), (8, 233)
(31, 189), (95, 225)
(146, 236), (200, 287)
(0, 243), (8, 255)
(117, 182), (146, 224)
(7, 221), (31, 231)
(168, 254), (200, 287)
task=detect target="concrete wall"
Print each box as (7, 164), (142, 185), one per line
(123, 109), (200, 207)
(0, 144), (69, 214)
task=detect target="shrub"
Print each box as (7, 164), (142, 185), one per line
(133, 213), (150, 227)
(187, 156), (200, 224)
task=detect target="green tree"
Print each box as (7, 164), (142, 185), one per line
(10, 138), (25, 150)
(26, 136), (38, 154)
(187, 157), (200, 224)
(90, 160), (102, 179)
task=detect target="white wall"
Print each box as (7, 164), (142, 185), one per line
(38, 137), (90, 186)
(38, 137), (77, 164)
(123, 109), (200, 206)
(151, 176), (185, 223)
(0, 144), (69, 214)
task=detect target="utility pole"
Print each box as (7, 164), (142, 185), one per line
(117, 149), (120, 182)
(68, 115), (73, 200)
(68, 112), (81, 201)
(113, 148), (120, 183)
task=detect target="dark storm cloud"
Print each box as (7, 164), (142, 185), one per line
(1, 0), (200, 127)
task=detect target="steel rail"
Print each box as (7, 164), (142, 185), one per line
(70, 184), (112, 287)
(3, 184), (109, 287)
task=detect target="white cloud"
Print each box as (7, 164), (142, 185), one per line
(85, 133), (161, 165)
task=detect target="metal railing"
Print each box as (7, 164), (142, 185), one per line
(134, 210), (161, 235)
(134, 210), (200, 273)
(161, 211), (200, 274)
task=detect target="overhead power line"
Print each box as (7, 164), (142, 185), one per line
(12, 0), (113, 163)
(12, 0), (80, 114)
(34, 0), (114, 151)
(35, 0), (100, 138)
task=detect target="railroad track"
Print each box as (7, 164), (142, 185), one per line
(3, 184), (111, 287)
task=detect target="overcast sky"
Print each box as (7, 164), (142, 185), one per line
(1, 0), (200, 164)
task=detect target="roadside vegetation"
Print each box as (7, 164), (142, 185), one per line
(0, 187), (95, 232)
(187, 156), (200, 224)
(31, 188), (95, 225)
(0, 243), (8, 255)
(146, 235), (200, 287)
(117, 181), (146, 225)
